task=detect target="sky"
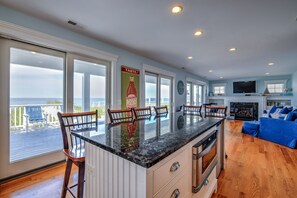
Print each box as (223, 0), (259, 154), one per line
(10, 64), (106, 98)
(10, 64), (168, 99)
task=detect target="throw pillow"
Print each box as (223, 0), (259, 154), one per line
(268, 106), (283, 115)
(293, 112), (297, 121)
(285, 112), (294, 121)
(285, 112), (297, 121)
(270, 108), (283, 119)
(280, 107), (293, 114)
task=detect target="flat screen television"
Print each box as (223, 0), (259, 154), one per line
(233, 81), (256, 93)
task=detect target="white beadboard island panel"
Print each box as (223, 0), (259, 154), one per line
(85, 142), (146, 198)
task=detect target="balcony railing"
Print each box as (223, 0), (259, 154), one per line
(10, 104), (62, 130)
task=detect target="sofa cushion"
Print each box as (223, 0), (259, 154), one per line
(284, 112), (297, 121)
(259, 117), (297, 148)
(242, 121), (260, 137)
(280, 107), (293, 114)
(285, 112), (293, 121)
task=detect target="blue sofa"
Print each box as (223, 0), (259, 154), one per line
(258, 117), (297, 148)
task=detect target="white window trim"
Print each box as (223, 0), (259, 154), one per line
(264, 80), (287, 94)
(0, 20), (119, 109)
(212, 83), (227, 95)
(142, 64), (176, 112)
(186, 77), (207, 86)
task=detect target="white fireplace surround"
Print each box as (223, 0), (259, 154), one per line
(208, 96), (266, 118)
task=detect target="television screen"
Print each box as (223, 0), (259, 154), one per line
(233, 81), (256, 93)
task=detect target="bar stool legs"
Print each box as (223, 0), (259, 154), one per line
(61, 159), (72, 198)
(61, 159), (85, 198)
(77, 162), (85, 198)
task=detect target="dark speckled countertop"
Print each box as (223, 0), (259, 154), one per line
(72, 112), (223, 168)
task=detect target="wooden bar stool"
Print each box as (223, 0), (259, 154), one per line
(57, 110), (98, 198)
(183, 105), (202, 115)
(133, 107), (152, 120)
(107, 108), (133, 125)
(204, 106), (227, 118)
(154, 106), (168, 115)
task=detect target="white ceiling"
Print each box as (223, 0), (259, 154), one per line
(1, 0), (297, 80)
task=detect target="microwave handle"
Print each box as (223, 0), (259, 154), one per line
(197, 139), (217, 159)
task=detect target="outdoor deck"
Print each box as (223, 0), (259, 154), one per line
(10, 125), (63, 162)
(10, 122), (106, 162)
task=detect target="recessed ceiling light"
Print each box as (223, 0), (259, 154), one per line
(268, 62), (274, 66)
(188, 56), (193, 59)
(229, 48), (236, 52)
(172, 5), (183, 14)
(220, 77), (223, 79)
(31, 51), (36, 54)
(209, 70), (213, 73)
(194, 31), (203, 36)
(265, 72), (270, 75)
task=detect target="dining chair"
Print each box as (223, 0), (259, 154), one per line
(133, 107), (152, 119)
(57, 110), (98, 198)
(107, 108), (133, 125)
(154, 106), (168, 115)
(183, 105), (202, 115)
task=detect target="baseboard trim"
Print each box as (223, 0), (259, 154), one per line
(0, 160), (65, 184)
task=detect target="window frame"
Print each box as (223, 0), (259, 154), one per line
(264, 80), (287, 94)
(143, 64), (175, 112)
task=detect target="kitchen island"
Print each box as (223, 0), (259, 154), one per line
(72, 112), (225, 198)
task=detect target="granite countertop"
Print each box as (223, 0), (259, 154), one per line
(72, 112), (224, 168)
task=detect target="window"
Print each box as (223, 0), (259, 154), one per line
(9, 47), (65, 162)
(213, 84), (226, 95)
(0, 38), (112, 179)
(73, 58), (108, 123)
(186, 83), (191, 105)
(265, 80), (287, 94)
(214, 86), (225, 95)
(186, 79), (206, 106)
(145, 73), (157, 107)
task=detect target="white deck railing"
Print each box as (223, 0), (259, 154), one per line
(10, 104), (63, 129)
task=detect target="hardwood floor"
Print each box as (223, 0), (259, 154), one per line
(212, 120), (297, 198)
(0, 164), (78, 198)
(1, 120), (297, 198)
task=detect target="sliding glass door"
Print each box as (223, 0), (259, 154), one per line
(145, 72), (173, 112)
(0, 38), (111, 180)
(187, 82), (205, 106)
(0, 38), (66, 179)
(9, 47), (65, 163)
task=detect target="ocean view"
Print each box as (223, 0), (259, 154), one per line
(10, 98), (169, 107)
(10, 98), (105, 106)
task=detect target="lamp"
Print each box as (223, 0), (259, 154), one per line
(263, 87), (270, 96)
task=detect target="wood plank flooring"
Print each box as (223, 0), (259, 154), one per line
(1, 120), (297, 198)
(0, 164), (77, 198)
(212, 120), (297, 198)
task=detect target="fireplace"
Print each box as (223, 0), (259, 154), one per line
(230, 102), (258, 121)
